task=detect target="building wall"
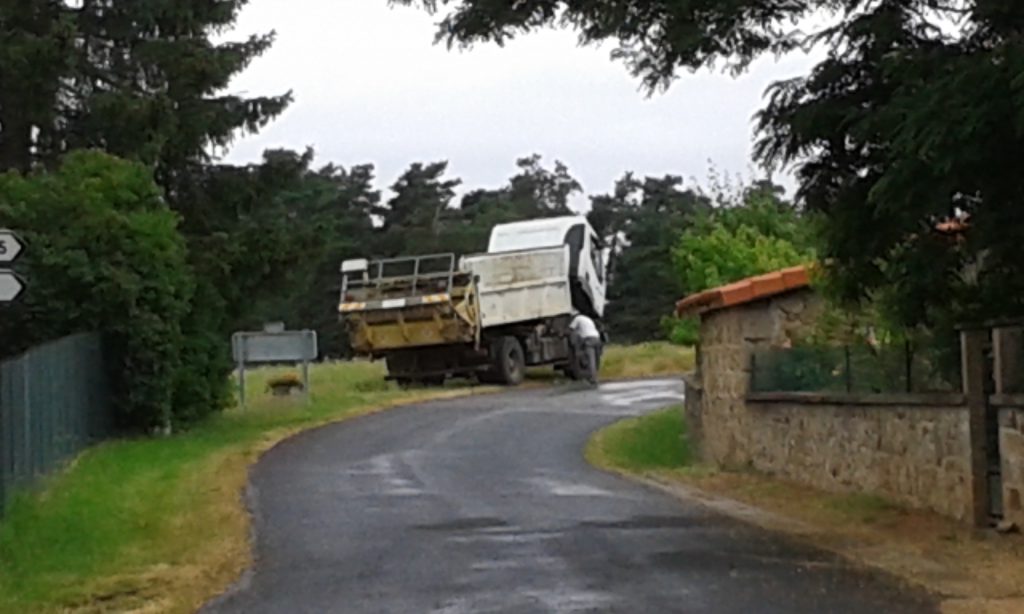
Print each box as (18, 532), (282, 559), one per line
(999, 406), (1024, 527)
(695, 289), (973, 521)
(743, 396), (971, 520)
(697, 289), (822, 467)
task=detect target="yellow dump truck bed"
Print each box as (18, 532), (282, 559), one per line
(339, 254), (480, 355)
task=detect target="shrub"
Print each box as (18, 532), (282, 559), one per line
(0, 151), (210, 430)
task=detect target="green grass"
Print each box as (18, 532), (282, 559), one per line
(600, 342), (695, 380)
(585, 406), (692, 472)
(824, 493), (898, 525)
(0, 343), (695, 613)
(0, 361), (485, 614)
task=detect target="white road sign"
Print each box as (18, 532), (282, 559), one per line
(0, 271), (25, 302)
(0, 230), (23, 264)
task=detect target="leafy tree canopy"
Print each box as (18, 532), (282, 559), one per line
(397, 0), (1022, 329)
(588, 173), (711, 342)
(446, 155), (582, 254)
(0, 0), (290, 177)
(0, 151), (195, 429)
(674, 184), (816, 294)
(668, 181), (816, 344)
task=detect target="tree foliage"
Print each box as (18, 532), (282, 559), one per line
(668, 184), (816, 344)
(394, 0), (805, 90)
(398, 0), (1022, 330)
(0, 152), (195, 430)
(443, 155), (582, 254)
(674, 185), (815, 292)
(174, 148), (380, 358)
(376, 161), (461, 257)
(0, 2), (299, 428)
(587, 173), (711, 342)
(0, 0), (290, 176)
(752, 2), (1024, 329)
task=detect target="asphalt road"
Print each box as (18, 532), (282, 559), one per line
(204, 379), (936, 614)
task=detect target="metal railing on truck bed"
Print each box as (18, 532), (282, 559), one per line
(341, 254), (469, 307)
(338, 254), (480, 354)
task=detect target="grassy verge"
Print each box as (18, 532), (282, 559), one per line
(0, 362), (489, 614)
(584, 407), (691, 471)
(0, 343), (690, 613)
(523, 342), (693, 383)
(588, 408), (1024, 614)
(599, 342), (694, 380)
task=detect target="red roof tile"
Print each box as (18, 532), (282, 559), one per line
(675, 265), (811, 317)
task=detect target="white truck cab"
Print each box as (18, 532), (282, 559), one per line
(486, 216), (607, 318)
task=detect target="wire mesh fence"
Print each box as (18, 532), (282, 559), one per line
(750, 340), (962, 395)
(995, 324), (1024, 394)
(0, 333), (111, 516)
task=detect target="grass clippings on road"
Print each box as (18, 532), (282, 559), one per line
(587, 407), (1024, 614)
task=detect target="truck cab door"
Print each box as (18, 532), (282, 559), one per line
(586, 231), (608, 317)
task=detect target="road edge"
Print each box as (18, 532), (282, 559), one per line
(584, 411), (1024, 614)
(196, 385), (508, 612)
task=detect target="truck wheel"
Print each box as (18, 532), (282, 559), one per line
(565, 344), (585, 381)
(493, 336), (525, 386)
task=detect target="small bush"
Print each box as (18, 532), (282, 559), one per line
(663, 315), (699, 346)
(0, 151), (219, 430)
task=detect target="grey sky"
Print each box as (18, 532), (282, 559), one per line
(223, 0), (820, 209)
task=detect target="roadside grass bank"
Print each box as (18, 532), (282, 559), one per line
(0, 362), (490, 614)
(522, 342), (693, 383)
(0, 342), (686, 613)
(587, 407), (1024, 614)
(599, 342), (694, 380)
(584, 406), (691, 471)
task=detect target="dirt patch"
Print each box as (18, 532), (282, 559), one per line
(942, 597), (1024, 614)
(629, 468), (1024, 609)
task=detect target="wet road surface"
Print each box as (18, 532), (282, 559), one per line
(204, 379), (936, 613)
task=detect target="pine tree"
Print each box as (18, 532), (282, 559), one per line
(0, 0), (290, 178)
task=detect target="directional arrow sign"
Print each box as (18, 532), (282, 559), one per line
(0, 270), (25, 302)
(0, 229), (24, 264)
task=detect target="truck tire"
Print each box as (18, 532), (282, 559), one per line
(492, 336), (525, 386)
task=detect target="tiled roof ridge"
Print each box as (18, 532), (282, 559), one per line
(675, 265), (812, 317)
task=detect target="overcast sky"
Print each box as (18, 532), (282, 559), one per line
(222, 0), (821, 209)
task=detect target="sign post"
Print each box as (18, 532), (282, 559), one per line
(231, 330), (318, 409)
(0, 229), (25, 304)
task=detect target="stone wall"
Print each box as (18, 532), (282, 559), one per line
(681, 372), (703, 457)
(695, 288), (974, 521)
(697, 289), (822, 467)
(998, 405), (1024, 527)
(744, 395), (970, 520)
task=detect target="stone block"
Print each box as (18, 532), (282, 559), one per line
(1006, 487), (1023, 514)
(774, 293), (807, 316)
(999, 409), (1017, 429)
(1002, 429), (1024, 464)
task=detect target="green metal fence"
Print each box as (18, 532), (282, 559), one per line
(750, 342), (962, 394)
(0, 333), (111, 516)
